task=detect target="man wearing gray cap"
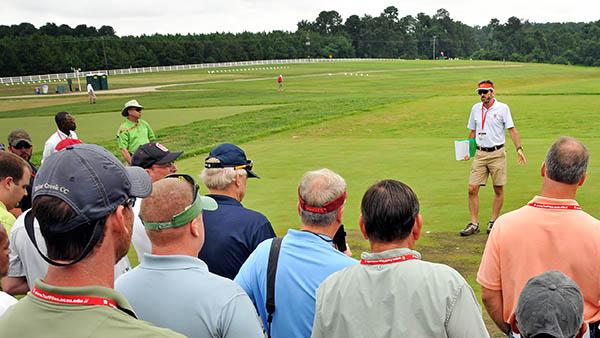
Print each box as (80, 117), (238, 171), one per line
(116, 174), (265, 338)
(514, 271), (587, 338)
(0, 144), (183, 338)
(7, 129), (37, 212)
(117, 99), (156, 165)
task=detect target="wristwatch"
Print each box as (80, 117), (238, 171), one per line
(516, 146), (524, 152)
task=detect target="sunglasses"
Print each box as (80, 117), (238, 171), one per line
(122, 197), (136, 208)
(14, 141), (32, 149)
(205, 161), (253, 173)
(142, 173), (201, 230)
(478, 89), (492, 95)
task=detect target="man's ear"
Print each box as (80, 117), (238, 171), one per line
(109, 205), (129, 237)
(335, 206), (344, 224)
(541, 162), (547, 177)
(359, 215), (368, 240)
(190, 218), (201, 237)
(0, 176), (13, 190)
(412, 214), (423, 241)
(578, 174), (586, 187)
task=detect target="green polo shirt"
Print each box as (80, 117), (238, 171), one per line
(0, 280), (184, 338)
(116, 119), (156, 154)
(0, 201), (16, 234)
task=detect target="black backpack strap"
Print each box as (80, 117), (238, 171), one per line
(266, 237), (283, 338)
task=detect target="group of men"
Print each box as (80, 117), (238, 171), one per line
(0, 80), (598, 338)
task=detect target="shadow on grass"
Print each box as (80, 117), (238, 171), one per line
(345, 229), (505, 337)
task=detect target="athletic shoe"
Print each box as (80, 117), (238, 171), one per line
(487, 220), (495, 234)
(460, 223), (480, 236)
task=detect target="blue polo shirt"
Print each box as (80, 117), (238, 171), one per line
(234, 229), (358, 338)
(115, 254), (264, 338)
(199, 194), (275, 279)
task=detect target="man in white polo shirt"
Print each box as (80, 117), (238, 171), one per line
(41, 112), (78, 164)
(460, 80), (526, 236)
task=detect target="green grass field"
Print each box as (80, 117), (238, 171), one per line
(2, 59), (600, 336)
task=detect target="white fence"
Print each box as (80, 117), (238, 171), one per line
(0, 58), (397, 85)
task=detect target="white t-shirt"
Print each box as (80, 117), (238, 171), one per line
(41, 130), (79, 164)
(0, 291), (17, 316)
(467, 99), (514, 148)
(8, 211), (131, 290)
(131, 201), (152, 262)
(87, 83), (94, 93)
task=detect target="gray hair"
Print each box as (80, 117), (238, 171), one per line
(200, 157), (247, 190)
(545, 137), (589, 185)
(299, 168), (346, 226)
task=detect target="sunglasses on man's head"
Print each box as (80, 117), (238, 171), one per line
(14, 141), (32, 149)
(478, 89), (492, 95)
(165, 173), (199, 200)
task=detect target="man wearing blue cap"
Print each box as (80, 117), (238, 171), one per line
(0, 144), (183, 338)
(199, 143), (275, 279)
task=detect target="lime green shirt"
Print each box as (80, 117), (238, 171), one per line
(0, 201), (16, 234)
(116, 119), (156, 154)
(0, 280), (184, 338)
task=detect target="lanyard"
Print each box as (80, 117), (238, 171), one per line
(481, 99), (495, 131)
(527, 202), (582, 211)
(55, 130), (70, 141)
(360, 253), (419, 265)
(31, 287), (118, 310)
(301, 230), (333, 244)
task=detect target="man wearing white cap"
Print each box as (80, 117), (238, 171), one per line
(460, 80), (526, 236)
(116, 99), (156, 165)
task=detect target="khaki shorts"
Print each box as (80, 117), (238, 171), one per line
(469, 148), (507, 186)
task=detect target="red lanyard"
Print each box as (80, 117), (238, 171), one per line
(31, 287), (118, 310)
(360, 254), (419, 265)
(528, 202), (582, 210)
(481, 100), (495, 130)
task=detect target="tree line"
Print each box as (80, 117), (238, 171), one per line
(1, 8), (600, 77)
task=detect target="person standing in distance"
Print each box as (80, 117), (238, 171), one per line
(87, 82), (96, 104)
(117, 100), (156, 165)
(460, 80), (526, 236)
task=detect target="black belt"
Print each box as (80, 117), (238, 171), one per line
(477, 144), (504, 152)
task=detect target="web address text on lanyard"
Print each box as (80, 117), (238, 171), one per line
(360, 253), (419, 265)
(527, 202), (582, 211)
(31, 287), (118, 309)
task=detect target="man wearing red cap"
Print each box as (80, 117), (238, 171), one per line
(460, 80), (526, 236)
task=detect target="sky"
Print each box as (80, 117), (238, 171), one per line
(1, 0), (598, 36)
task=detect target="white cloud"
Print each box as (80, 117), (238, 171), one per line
(0, 0), (598, 36)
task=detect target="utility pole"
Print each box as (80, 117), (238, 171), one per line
(432, 35), (437, 60)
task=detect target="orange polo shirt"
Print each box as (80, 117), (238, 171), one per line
(477, 195), (600, 324)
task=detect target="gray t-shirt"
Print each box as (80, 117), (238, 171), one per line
(312, 247), (490, 338)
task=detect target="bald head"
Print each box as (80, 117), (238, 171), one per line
(141, 178), (197, 248)
(545, 137), (589, 185)
(141, 178), (193, 223)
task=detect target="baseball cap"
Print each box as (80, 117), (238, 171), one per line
(121, 99), (143, 117)
(7, 129), (32, 147)
(25, 143), (152, 266)
(132, 142), (183, 169)
(204, 143), (259, 178)
(516, 270), (584, 338)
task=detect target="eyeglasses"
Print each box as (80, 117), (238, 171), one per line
(122, 197), (136, 208)
(478, 89), (491, 95)
(142, 173), (201, 230)
(233, 163), (253, 172)
(14, 141), (32, 149)
(154, 161), (175, 169)
(134, 107), (142, 112)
